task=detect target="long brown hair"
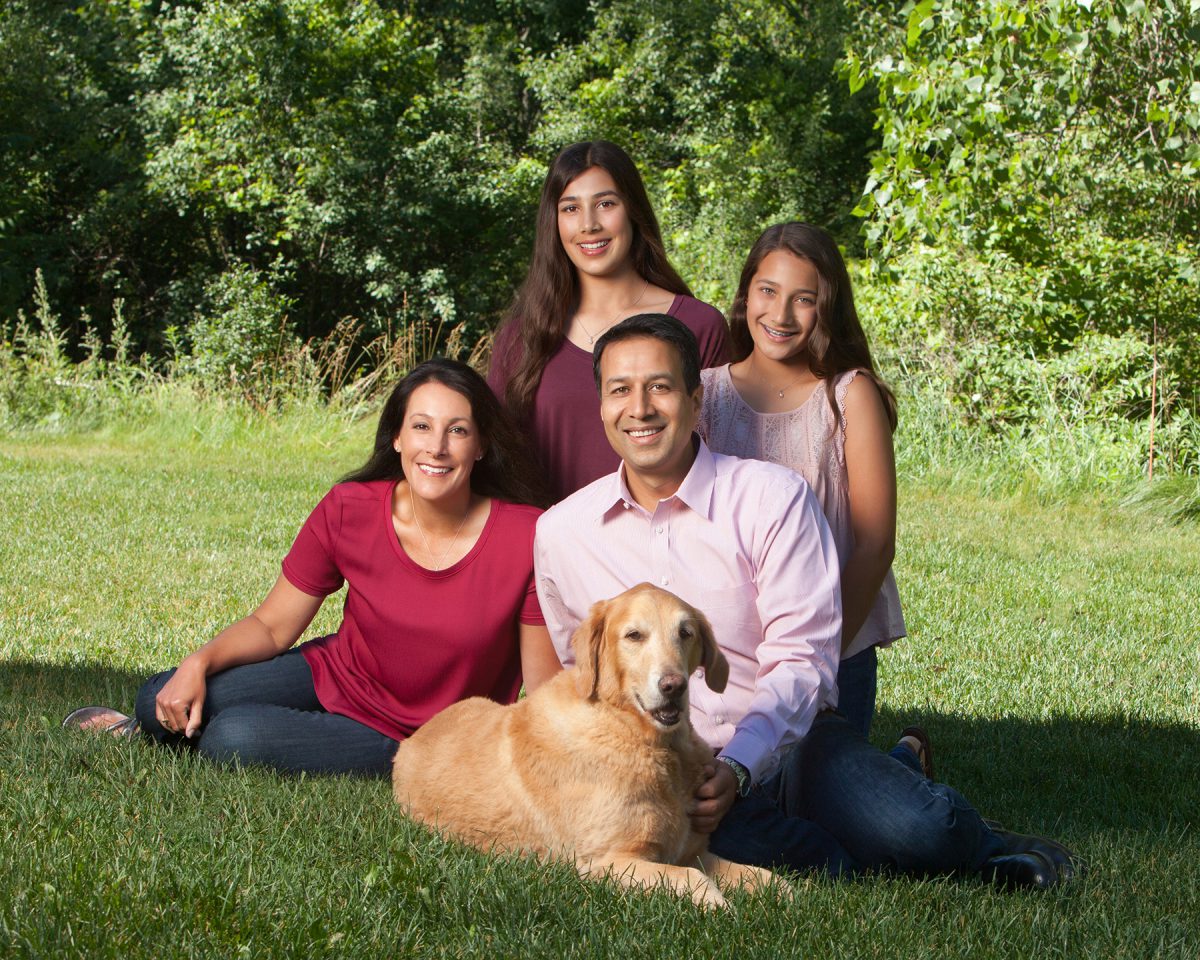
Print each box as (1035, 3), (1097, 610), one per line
(493, 141), (692, 422)
(728, 222), (898, 431)
(341, 358), (551, 508)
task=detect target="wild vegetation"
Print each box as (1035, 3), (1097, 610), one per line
(3, 0), (1195, 484)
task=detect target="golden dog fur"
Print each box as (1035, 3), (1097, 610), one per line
(392, 583), (783, 908)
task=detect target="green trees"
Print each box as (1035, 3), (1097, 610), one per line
(525, 0), (874, 302)
(844, 0), (1200, 469)
(1, 0), (871, 362)
(3, 0), (1197, 474)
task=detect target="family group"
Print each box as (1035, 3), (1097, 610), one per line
(65, 141), (1081, 892)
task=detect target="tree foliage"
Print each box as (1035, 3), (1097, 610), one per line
(526, 0), (875, 303)
(0, 0), (872, 357)
(844, 0), (1200, 450)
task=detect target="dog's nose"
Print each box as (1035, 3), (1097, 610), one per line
(658, 673), (685, 697)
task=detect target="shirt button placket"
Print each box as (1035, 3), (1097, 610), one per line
(653, 513), (670, 587)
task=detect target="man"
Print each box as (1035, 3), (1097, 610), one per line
(534, 313), (1078, 888)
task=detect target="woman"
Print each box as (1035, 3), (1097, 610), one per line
(488, 140), (729, 501)
(698, 223), (911, 752)
(64, 359), (561, 776)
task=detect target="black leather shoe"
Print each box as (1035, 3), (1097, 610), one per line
(984, 823), (1085, 880)
(982, 851), (1058, 891)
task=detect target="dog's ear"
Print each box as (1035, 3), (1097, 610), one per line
(571, 598), (609, 701)
(695, 609), (728, 693)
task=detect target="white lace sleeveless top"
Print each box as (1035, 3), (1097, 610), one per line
(698, 364), (905, 659)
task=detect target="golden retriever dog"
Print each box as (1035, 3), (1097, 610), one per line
(392, 583), (783, 908)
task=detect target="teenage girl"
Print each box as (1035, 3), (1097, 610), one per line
(489, 140), (728, 502)
(698, 223), (919, 762)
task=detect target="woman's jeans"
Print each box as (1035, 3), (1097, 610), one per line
(836, 645), (878, 738)
(135, 646), (399, 776)
(708, 711), (1006, 878)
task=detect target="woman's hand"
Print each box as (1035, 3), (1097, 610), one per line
(154, 575), (324, 739)
(156, 656), (208, 738)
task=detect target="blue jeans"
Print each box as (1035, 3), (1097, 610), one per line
(836, 645), (877, 738)
(837, 644), (920, 770)
(709, 711), (1005, 878)
(135, 646), (399, 776)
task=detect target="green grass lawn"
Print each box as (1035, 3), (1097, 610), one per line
(1, 414), (1198, 959)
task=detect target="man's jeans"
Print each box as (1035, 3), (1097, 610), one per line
(135, 645), (399, 776)
(709, 711), (1005, 877)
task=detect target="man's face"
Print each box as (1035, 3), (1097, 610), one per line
(598, 336), (702, 494)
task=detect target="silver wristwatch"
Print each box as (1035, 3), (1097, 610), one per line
(717, 755), (751, 797)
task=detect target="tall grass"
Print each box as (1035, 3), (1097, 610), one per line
(0, 270), (493, 438)
(6, 269), (1196, 516)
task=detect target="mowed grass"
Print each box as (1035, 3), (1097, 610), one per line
(1, 412), (1198, 959)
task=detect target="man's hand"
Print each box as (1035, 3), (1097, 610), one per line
(691, 760), (737, 834)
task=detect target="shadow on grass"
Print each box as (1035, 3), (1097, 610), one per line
(4, 659), (1195, 844)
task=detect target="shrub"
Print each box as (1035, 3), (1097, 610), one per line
(183, 264), (299, 392)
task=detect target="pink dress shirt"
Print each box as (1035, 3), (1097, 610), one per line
(534, 439), (842, 784)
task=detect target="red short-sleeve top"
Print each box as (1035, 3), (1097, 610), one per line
(281, 480), (543, 741)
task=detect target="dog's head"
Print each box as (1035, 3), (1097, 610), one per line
(570, 583), (728, 732)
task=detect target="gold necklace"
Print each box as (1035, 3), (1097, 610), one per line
(576, 280), (650, 346)
(769, 373), (811, 399)
(408, 486), (471, 570)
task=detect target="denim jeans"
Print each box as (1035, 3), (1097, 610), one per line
(836, 645), (877, 738)
(837, 644), (924, 771)
(709, 711), (1005, 878)
(134, 646), (399, 776)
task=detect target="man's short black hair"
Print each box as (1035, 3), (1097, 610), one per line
(592, 313), (702, 394)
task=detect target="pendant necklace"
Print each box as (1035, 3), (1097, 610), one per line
(408, 486), (471, 570)
(772, 374), (809, 399)
(577, 280), (649, 346)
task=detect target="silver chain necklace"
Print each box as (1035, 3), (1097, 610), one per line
(576, 280), (649, 346)
(408, 485), (470, 570)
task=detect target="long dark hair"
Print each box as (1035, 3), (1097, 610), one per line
(494, 140), (692, 423)
(341, 358), (551, 507)
(728, 222), (897, 432)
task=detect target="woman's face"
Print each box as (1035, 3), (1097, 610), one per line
(556, 166), (635, 279)
(744, 250), (821, 364)
(393, 381), (484, 506)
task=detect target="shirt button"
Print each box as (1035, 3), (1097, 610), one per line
(660, 576), (669, 586)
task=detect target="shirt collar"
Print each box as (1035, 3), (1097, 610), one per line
(674, 436), (717, 518)
(598, 435), (716, 521)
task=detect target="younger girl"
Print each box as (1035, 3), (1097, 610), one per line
(698, 223), (908, 747)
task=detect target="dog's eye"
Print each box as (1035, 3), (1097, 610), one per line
(624, 629), (643, 642)
(679, 626), (693, 639)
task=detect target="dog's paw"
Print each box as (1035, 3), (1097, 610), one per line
(689, 878), (729, 910)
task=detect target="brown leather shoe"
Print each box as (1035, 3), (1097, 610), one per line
(897, 725), (935, 780)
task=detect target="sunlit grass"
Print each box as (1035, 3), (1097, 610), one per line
(1, 408), (1198, 959)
